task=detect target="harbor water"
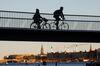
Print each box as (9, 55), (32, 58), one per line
(0, 62), (86, 66)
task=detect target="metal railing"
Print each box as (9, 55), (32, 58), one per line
(0, 10), (100, 31)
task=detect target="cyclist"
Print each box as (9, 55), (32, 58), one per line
(32, 9), (43, 29)
(53, 7), (65, 30)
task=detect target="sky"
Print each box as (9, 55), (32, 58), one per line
(0, 41), (100, 59)
(0, 0), (100, 15)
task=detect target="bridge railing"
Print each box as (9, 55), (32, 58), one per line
(0, 10), (100, 31)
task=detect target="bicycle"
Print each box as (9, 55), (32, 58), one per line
(30, 18), (51, 29)
(50, 19), (69, 30)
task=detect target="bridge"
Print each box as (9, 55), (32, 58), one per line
(0, 10), (100, 42)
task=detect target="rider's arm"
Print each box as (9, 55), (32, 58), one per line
(61, 12), (65, 20)
(40, 15), (42, 18)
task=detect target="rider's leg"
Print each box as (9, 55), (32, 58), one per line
(56, 18), (60, 30)
(56, 20), (59, 30)
(37, 23), (41, 29)
(36, 22), (39, 29)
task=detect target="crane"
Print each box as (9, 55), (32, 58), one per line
(65, 44), (88, 52)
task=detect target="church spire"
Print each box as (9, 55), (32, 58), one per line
(89, 44), (92, 52)
(41, 44), (44, 55)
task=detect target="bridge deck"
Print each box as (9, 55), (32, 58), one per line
(0, 28), (100, 42)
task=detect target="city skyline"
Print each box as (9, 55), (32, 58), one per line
(0, 41), (100, 59)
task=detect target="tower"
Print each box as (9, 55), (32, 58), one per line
(40, 44), (44, 55)
(89, 44), (92, 52)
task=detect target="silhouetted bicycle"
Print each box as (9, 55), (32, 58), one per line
(50, 20), (69, 30)
(30, 18), (51, 29)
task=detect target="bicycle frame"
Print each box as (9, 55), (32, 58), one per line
(50, 20), (69, 30)
(30, 19), (50, 29)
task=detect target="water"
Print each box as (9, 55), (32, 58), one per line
(0, 62), (86, 66)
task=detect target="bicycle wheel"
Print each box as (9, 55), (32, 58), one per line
(59, 22), (69, 30)
(42, 23), (51, 29)
(50, 22), (56, 29)
(30, 22), (38, 29)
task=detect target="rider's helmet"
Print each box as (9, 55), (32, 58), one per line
(60, 6), (63, 11)
(36, 9), (39, 13)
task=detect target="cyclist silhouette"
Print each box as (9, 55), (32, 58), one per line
(32, 9), (43, 29)
(53, 7), (65, 30)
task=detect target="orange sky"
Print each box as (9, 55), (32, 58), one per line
(0, 41), (100, 59)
